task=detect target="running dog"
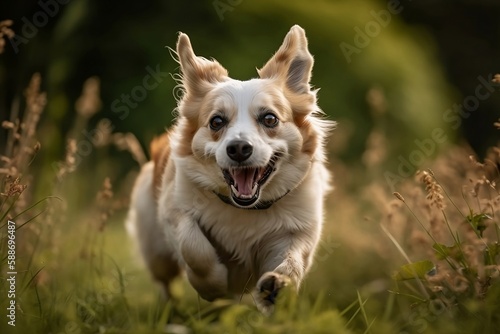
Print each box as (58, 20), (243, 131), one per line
(126, 25), (333, 314)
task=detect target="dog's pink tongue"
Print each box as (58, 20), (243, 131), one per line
(232, 169), (255, 196)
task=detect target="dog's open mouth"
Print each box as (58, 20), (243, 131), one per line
(222, 155), (278, 207)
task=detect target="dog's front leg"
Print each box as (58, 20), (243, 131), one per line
(255, 232), (317, 314)
(178, 218), (227, 301)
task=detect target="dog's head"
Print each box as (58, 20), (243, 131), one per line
(173, 25), (331, 209)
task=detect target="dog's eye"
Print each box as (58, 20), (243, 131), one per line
(260, 113), (279, 128)
(209, 116), (227, 131)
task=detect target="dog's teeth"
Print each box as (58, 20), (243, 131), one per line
(231, 184), (239, 196)
(251, 184), (258, 197)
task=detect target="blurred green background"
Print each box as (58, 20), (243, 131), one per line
(2, 0), (499, 185)
(1, 1), (500, 333)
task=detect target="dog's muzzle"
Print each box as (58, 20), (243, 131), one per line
(222, 140), (279, 208)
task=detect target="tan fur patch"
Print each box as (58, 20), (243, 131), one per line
(210, 129), (222, 142)
(294, 115), (318, 156)
(285, 91), (318, 156)
(176, 118), (198, 157)
(150, 132), (171, 199)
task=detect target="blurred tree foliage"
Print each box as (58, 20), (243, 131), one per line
(0, 0), (498, 187)
(399, 0), (500, 156)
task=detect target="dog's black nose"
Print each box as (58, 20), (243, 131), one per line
(226, 140), (253, 162)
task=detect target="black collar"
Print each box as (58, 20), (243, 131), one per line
(213, 190), (290, 210)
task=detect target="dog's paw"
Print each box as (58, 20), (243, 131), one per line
(255, 272), (291, 315)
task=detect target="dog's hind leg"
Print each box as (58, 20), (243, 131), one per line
(126, 161), (180, 298)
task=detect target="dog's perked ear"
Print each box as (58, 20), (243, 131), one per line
(176, 33), (228, 97)
(258, 25), (314, 95)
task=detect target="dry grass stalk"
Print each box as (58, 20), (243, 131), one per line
(366, 86), (387, 116)
(417, 170), (445, 210)
(1, 176), (27, 197)
(385, 123), (500, 307)
(112, 132), (147, 166)
(54, 139), (78, 181)
(79, 177), (115, 260)
(0, 73), (46, 220)
(68, 77), (103, 140)
(93, 118), (113, 147)
(393, 192), (405, 202)
(1, 73), (45, 180)
(75, 77), (102, 118)
(494, 118), (500, 130)
(492, 74), (500, 84)
(0, 74), (51, 273)
(95, 177), (114, 232)
(362, 130), (387, 167)
(0, 20), (14, 54)
(362, 86), (388, 168)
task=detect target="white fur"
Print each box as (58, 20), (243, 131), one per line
(126, 25), (333, 314)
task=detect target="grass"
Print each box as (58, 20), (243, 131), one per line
(1, 74), (500, 334)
